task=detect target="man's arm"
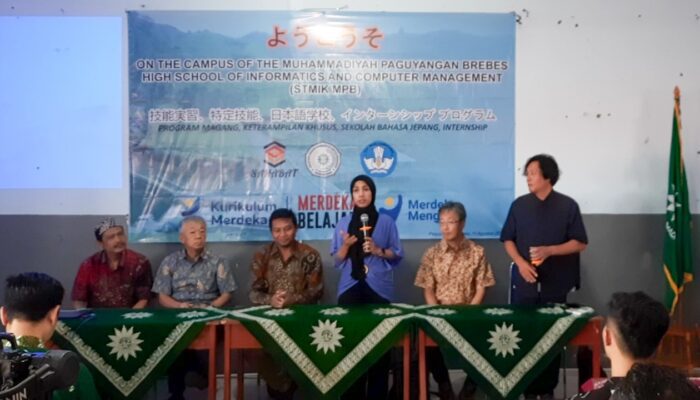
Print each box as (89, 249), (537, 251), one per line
(415, 248), (437, 304)
(133, 258), (154, 308)
(215, 259), (237, 305)
(423, 288), (439, 305)
(210, 292), (231, 308)
(470, 286), (486, 305)
(73, 300), (88, 309)
(132, 299), (148, 309)
(504, 240), (538, 283)
(71, 262), (91, 309)
(529, 239), (587, 262)
(470, 248), (495, 305)
(249, 252), (272, 305)
(158, 293), (191, 309)
(152, 257), (178, 306)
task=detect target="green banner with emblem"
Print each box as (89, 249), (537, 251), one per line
(414, 304), (594, 400)
(229, 304), (414, 399)
(52, 308), (225, 399)
(663, 88), (694, 314)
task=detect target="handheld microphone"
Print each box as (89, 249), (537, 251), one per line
(360, 213), (370, 239)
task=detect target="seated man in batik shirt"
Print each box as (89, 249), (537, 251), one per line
(414, 201), (495, 400)
(72, 218), (153, 309)
(152, 215), (237, 400)
(250, 208), (323, 400)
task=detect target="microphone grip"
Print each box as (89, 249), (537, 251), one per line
(361, 222), (369, 240)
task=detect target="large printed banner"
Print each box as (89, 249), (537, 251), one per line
(128, 11), (515, 242)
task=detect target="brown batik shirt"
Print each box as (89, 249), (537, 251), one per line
(414, 237), (495, 305)
(249, 241), (323, 306)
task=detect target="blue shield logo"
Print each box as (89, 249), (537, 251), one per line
(360, 141), (397, 177)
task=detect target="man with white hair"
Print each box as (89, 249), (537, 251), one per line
(153, 215), (237, 308)
(152, 216), (237, 400)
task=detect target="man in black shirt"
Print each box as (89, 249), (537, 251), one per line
(500, 154), (588, 399)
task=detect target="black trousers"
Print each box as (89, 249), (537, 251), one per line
(167, 349), (207, 399)
(338, 280), (391, 400)
(426, 348), (477, 395)
(426, 347), (451, 385)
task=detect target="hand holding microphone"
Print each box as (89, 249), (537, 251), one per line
(360, 213), (374, 254)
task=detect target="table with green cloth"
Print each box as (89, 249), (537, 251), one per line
(414, 304), (596, 400)
(228, 304), (415, 399)
(52, 308), (226, 399)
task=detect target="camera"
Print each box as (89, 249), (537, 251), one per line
(0, 333), (79, 400)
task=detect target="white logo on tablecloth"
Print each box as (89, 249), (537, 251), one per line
(319, 307), (348, 316)
(107, 326), (144, 361)
(537, 306), (566, 315)
(122, 312), (153, 320)
(484, 308), (513, 316)
(487, 323), (522, 358)
(264, 308), (295, 317)
(373, 307), (403, 316)
(426, 308), (456, 316)
(176, 310), (209, 319)
(310, 319), (344, 354)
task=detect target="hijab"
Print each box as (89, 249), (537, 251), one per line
(347, 175), (379, 280)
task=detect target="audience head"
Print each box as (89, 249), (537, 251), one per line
(524, 154), (560, 190)
(94, 217), (127, 254)
(1, 272), (65, 340)
(604, 291), (669, 360)
(269, 208), (298, 248)
(179, 216), (207, 253)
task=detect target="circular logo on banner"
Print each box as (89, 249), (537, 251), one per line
(306, 142), (341, 177)
(360, 141), (397, 177)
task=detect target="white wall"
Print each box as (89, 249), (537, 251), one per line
(2, 0), (699, 214)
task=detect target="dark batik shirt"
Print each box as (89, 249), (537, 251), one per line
(249, 241), (323, 306)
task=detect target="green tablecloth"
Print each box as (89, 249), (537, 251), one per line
(53, 308), (225, 399)
(414, 304), (595, 400)
(52, 304), (594, 399)
(229, 304), (414, 399)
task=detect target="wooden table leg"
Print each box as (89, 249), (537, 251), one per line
(237, 349), (245, 400)
(419, 329), (427, 400)
(403, 334), (410, 400)
(224, 323), (232, 400)
(592, 318), (602, 378)
(207, 325), (217, 400)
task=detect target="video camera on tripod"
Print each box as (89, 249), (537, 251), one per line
(0, 332), (79, 400)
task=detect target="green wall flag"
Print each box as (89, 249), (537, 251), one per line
(663, 86), (694, 314)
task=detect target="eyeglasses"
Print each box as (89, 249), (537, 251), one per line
(438, 220), (460, 226)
